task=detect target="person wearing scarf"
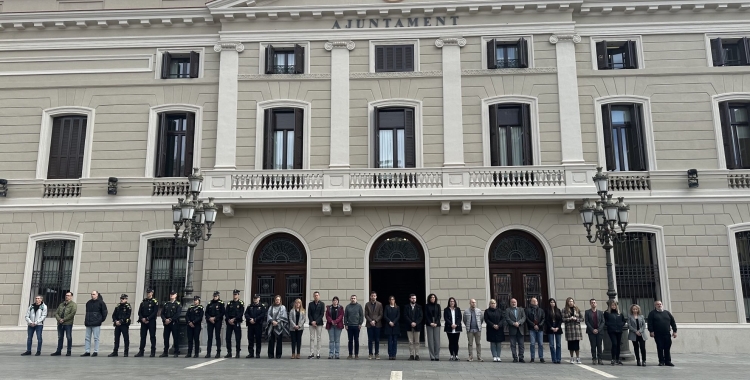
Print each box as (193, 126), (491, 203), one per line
(266, 295), (289, 359)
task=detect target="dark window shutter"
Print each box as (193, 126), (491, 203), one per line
(263, 109), (274, 169)
(517, 38), (529, 68)
(711, 38), (725, 67)
(739, 37), (750, 66)
(521, 104), (532, 165)
(489, 105), (499, 166)
(629, 104), (646, 171)
(183, 113), (196, 177)
(404, 45), (414, 71)
(294, 44), (305, 74)
(404, 108), (416, 168)
(394, 46), (404, 71)
(375, 46), (386, 72)
(68, 117), (85, 179)
(189, 51), (200, 78)
(47, 118), (63, 179)
(48, 116), (87, 179)
(719, 102), (738, 169)
(293, 108), (304, 169)
(385, 46), (395, 71)
(487, 39), (498, 69)
(161, 52), (172, 79)
(624, 40), (639, 69)
(601, 104), (616, 171)
(265, 45), (275, 74)
(155, 113), (168, 177)
(373, 107), (380, 168)
(596, 40), (608, 70)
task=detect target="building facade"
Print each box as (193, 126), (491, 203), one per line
(0, 0), (749, 353)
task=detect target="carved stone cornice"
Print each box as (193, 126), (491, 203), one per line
(324, 40), (355, 51)
(214, 42), (245, 52)
(435, 37), (467, 48)
(462, 68), (557, 75)
(350, 70), (443, 79)
(549, 34), (581, 44)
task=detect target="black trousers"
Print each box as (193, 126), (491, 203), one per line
(139, 320), (157, 353)
(290, 330), (303, 354)
(163, 322), (179, 353)
(187, 324), (201, 354)
(247, 323), (263, 356)
(225, 322), (241, 353)
(632, 336), (646, 362)
(608, 331), (622, 360)
(588, 333), (603, 360)
(206, 321), (222, 353)
(114, 325), (129, 353)
(654, 333), (672, 364)
(268, 333), (283, 358)
(447, 332), (460, 356)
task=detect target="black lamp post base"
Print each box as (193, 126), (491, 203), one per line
(175, 294), (192, 352)
(601, 330), (633, 361)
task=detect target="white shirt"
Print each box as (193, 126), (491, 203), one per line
(449, 309), (456, 333)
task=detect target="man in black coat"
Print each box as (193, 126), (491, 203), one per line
(160, 290), (181, 358)
(244, 294), (266, 358)
(205, 291), (225, 358)
(307, 291), (325, 359)
(108, 294), (131, 357)
(185, 295), (204, 358)
(403, 293), (423, 361)
(82, 290), (108, 357)
(647, 300), (677, 366)
(135, 288), (158, 357)
(224, 290), (244, 358)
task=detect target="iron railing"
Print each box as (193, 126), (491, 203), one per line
(613, 232), (660, 317)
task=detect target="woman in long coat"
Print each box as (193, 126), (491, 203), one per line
(483, 299), (505, 362)
(628, 304), (648, 366)
(383, 296), (400, 360)
(266, 295), (289, 359)
(562, 297), (583, 364)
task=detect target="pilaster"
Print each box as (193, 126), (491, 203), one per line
(436, 37), (466, 168)
(550, 34), (585, 164)
(325, 40), (355, 169)
(213, 42), (244, 170)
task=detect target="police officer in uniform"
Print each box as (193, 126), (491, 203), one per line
(160, 290), (181, 358)
(205, 291), (225, 358)
(244, 294), (266, 358)
(185, 295), (203, 358)
(135, 288), (159, 357)
(225, 289), (244, 358)
(108, 294), (132, 357)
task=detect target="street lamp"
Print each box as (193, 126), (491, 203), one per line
(171, 168), (217, 352)
(580, 167), (632, 361)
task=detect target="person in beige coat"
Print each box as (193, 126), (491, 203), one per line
(288, 299), (307, 359)
(364, 291), (383, 360)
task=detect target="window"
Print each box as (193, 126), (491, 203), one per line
(488, 104), (532, 166)
(375, 45), (414, 72)
(711, 38), (750, 67)
(30, 240), (74, 315)
(487, 38), (529, 69)
(155, 112), (195, 178)
(145, 239), (187, 306)
(596, 40), (639, 70)
(613, 232), (661, 317)
(374, 107), (415, 168)
(265, 45), (305, 74)
(160, 51), (199, 79)
(601, 104), (647, 171)
(734, 231), (750, 322)
(263, 108), (303, 169)
(719, 102), (750, 169)
(47, 115), (87, 179)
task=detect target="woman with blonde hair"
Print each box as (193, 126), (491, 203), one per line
(603, 300), (626, 365)
(562, 297), (583, 364)
(628, 304), (648, 366)
(288, 298), (307, 359)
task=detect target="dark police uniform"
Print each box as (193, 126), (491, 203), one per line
(205, 292), (225, 358)
(225, 290), (244, 358)
(244, 297), (266, 358)
(109, 294), (132, 357)
(160, 294), (181, 357)
(185, 296), (204, 358)
(135, 291), (159, 357)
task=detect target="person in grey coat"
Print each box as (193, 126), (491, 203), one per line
(585, 299), (605, 365)
(505, 298), (527, 363)
(344, 295), (364, 359)
(23, 295), (48, 356)
(628, 304), (648, 366)
(462, 298), (483, 362)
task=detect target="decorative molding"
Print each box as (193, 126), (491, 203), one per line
(145, 104), (203, 178)
(368, 99), (424, 168)
(589, 35), (645, 70)
(324, 40), (355, 51)
(254, 100), (312, 170)
(369, 39), (420, 73)
(593, 95), (658, 171)
(0, 8), (213, 31)
(238, 73), (331, 80)
(624, 224), (672, 313)
(154, 47), (205, 80)
(579, 2), (750, 16)
(480, 95), (542, 167)
(0, 54), (153, 76)
(435, 37), (466, 48)
(0, 35), (219, 52)
(711, 93), (750, 170)
(549, 34), (581, 44)
(351, 70), (442, 79)
(257, 41), (310, 75)
(213, 42), (244, 52)
(136, 230), (175, 305)
(462, 68), (556, 75)
(36, 106), (96, 180)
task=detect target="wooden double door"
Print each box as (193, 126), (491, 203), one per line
(490, 265), (548, 309)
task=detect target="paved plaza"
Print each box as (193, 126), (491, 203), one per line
(0, 343), (745, 380)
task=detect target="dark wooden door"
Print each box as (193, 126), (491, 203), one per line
(490, 267), (547, 309)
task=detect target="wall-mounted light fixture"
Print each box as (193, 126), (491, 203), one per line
(108, 177), (118, 195)
(0, 179), (7, 197)
(687, 169), (699, 188)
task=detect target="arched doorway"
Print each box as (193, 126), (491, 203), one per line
(251, 233), (307, 310)
(369, 231), (426, 340)
(488, 230), (548, 310)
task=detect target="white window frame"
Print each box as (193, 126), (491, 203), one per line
(589, 35), (645, 70)
(254, 99), (312, 170)
(19, 232), (83, 326)
(728, 223), (750, 323)
(594, 95), (657, 171)
(712, 92), (750, 169)
(614, 224), (671, 313)
(258, 42), (311, 75)
(480, 35), (535, 70)
(145, 104), (203, 178)
(154, 47), (205, 79)
(136, 230), (185, 304)
(368, 98), (424, 168)
(481, 95), (541, 166)
(36, 106), (95, 180)
(369, 39), (420, 73)
(704, 33), (750, 68)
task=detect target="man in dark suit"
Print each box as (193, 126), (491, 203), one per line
(403, 294), (423, 361)
(585, 299), (605, 365)
(505, 298), (526, 363)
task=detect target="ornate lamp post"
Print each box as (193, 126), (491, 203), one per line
(171, 168), (217, 351)
(579, 167), (632, 361)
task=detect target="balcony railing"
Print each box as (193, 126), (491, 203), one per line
(728, 173), (750, 189)
(608, 173), (651, 191)
(469, 168), (564, 188)
(232, 172), (324, 190)
(43, 181), (82, 198)
(270, 65), (297, 74)
(350, 170), (442, 189)
(153, 180), (189, 196)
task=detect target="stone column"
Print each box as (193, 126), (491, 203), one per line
(325, 41), (355, 169)
(436, 37), (466, 168)
(549, 34), (585, 164)
(213, 42), (244, 170)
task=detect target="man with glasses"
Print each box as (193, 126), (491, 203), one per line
(51, 292), (77, 356)
(344, 295), (364, 359)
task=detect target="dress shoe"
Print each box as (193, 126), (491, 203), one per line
(246, 354), (254, 358)
(540, 358), (545, 363)
(415, 355), (420, 361)
(174, 352), (180, 358)
(193, 353), (199, 358)
(91, 353), (98, 357)
(666, 362), (674, 367)
(205, 353), (212, 358)
(513, 358), (518, 363)
(597, 359), (603, 365)
(108, 352), (118, 357)
(409, 355), (414, 360)
(659, 362), (664, 366)
(159, 352), (169, 358)
(51, 351), (61, 356)
(224, 352), (233, 358)
(149, 351), (156, 358)
(642, 361), (647, 366)
(519, 358), (526, 363)
(355, 355), (359, 360)
(22, 351), (32, 356)
(66, 352), (71, 357)
(186, 353), (193, 358)
(81, 352), (90, 357)
(235, 352), (240, 359)
(134, 351), (144, 357)
(214, 352), (221, 358)
(35, 352), (41, 356)
(124, 352), (129, 357)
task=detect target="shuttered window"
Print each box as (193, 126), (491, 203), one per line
(160, 51), (200, 79)
(155, 113), (195, 178)
(375, 45), (414, 72)
(711, 38), (750, 67)
(719, 102), (750, 169)
(596, 40), (639, 70)
(265, 44), (305, 74)
(47, 115), (87, 179)
(486, 38), (529, 69)
(602, 104), (647, 172)
(263, 108), (304, 169)
(374, 107), (415, 168)
(488, 104), (532, 166)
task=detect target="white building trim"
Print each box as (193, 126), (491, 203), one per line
(368, 39), (420, 73)
(144, 104), (203, 178)
(36, 106), (95, 180)
(368, 98), (424, 168)
(623, 224), (672, 312)
(727, 223), (750, 324)
(480, 35), (535, 69)
(594, 95), (658, 171)
(254, 99), (312, 170)
(363, 226), (431, 302)
(19, 232), (83, 326)
(154, 47), (206, 79)
(480, 95), (541, 167)
(136, 230), (177, 304)
(257, 41), (311, 75)
(588, 35), (645, 70)
(711, 93), (750, 169)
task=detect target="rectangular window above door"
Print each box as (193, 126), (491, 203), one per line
(160, 51), (200, 79)
(374, 45), (415, 72)
(155, 112), (195, 177)
(374, 107), (415, 168)
(488, 104), (532, 166)
(263, 108), (304, 169)
(596, 40), (639, 70)
(711, 37), (750, 67)
(487, 38), (529, 69)
(47, 115), (87, 179)
(601, 104), (647, 172)
(265, 44), (305, 74)
(719, 102), (750, 169)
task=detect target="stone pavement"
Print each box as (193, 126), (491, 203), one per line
(0, 343), (746, 380)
